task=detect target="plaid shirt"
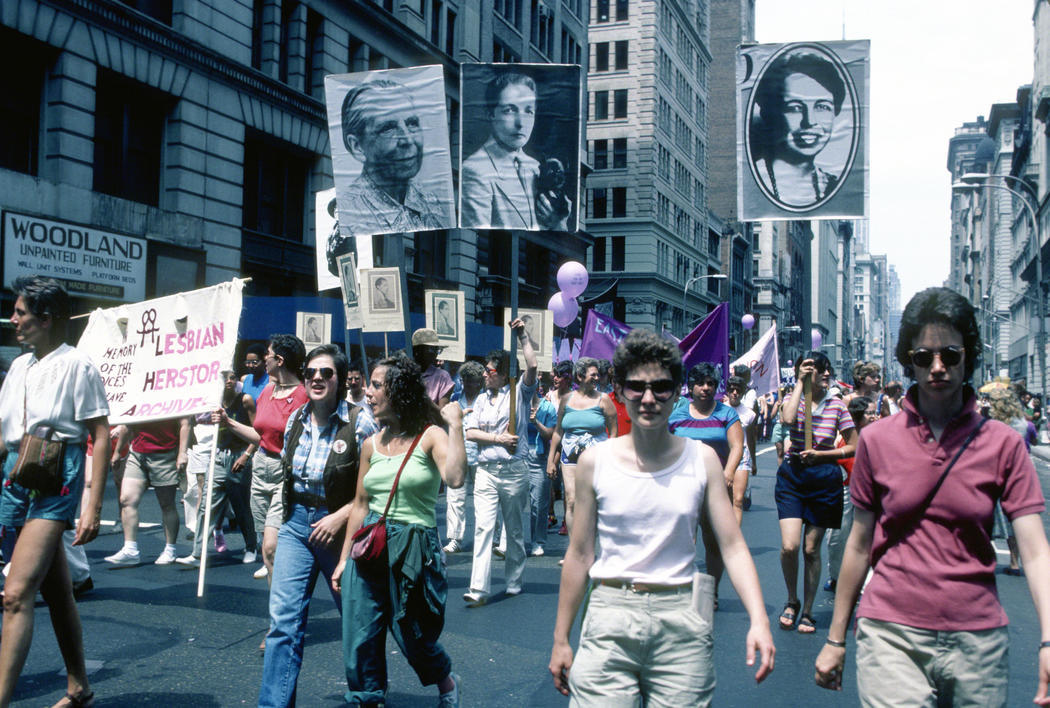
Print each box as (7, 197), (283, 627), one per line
(283, 399), (379, 499)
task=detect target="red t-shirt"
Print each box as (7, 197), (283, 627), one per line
(851, 388), (1045, 631)
(130, 420), (179, 454)
(609, 390), (631, 436)
(253, 382), (308, 454)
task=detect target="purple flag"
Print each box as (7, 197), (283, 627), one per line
(579, 310), (631, 361)
(679, 302), (729, 381)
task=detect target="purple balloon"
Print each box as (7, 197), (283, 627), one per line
(548, 292), (579, 328)
(811, 329), (823, 350)
(557, 261), (589, 298)
(741, 313), (755, 330)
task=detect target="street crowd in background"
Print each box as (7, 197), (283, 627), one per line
(3, 276), (1050, 707)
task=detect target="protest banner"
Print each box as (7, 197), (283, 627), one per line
(679, 302), (730, 384)
(731, 325), (780, 396)
(578, 310), (630, 362)
(337, 252), (363, 330)
(426, 290), (465, 362)
(360, 267), (404, 332)
(77, 279), (244, 424)
(503, 308), (553, 372)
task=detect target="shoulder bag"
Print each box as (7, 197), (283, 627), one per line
(8, 373), (65, 496)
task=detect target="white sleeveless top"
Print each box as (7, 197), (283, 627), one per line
(588, 438), (708, 585)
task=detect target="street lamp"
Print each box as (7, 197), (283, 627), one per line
(682, 274), (727, 332)
(952, 174), (1045, 398)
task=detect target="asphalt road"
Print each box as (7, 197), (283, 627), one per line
(10, 441), (1050, 706)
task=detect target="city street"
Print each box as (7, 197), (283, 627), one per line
(11, 440), (1050, 707)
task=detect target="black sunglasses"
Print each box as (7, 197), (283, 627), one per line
(304, 367), (336, 381)
(908, 346), (963, 369)
(621, 379), (677, 401)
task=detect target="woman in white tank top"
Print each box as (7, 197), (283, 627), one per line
(549, 330), (775, 706)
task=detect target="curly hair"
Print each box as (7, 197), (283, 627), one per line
(613, 330), (684, 387)
(376, 353), (429, 435)
(268, 334), (306, 377)
(552, 360), (573, 379)
(987, 387), (1025, 424)
(458, 360), (485, 383)
(687, 362), (720, 388)
(895, 287), (980, 382)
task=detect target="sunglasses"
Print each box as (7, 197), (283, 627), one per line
(485, 366), (500, 375)
(908, 346), (963, 368)
(621, 379), (677, 401)
(304, 367), (336, 381)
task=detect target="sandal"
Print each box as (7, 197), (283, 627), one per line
(778, 600), (800, 630)
(797, 613), (817, 634)
(53, 691), (95, 708)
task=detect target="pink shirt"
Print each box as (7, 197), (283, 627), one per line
(851, 386), (1045, 631)
(423, 365), (453, 404)
(253, 382), (308, 454)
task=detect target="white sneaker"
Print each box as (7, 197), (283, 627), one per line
(253, 565), (269, 580)
(104, 548), (141, 566)
(530, 546), (545, 557)
(175, 555), (200, 568)
(505, 586), (522, 596)
(438, 672), (461, 707)
(154, 548), (178, 565)
(462, 590), (487, 607)
(243, 550), (258, 564)
(442, 539), (462, 553)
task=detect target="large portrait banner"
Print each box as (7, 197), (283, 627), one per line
(360, 267), (404, 333)
(460, 63), (582, 232)
(737, 40), (869, 220)
(503, 307), (553, 373)
(425, 290), (465, 362)
(77, 280), (245, 424)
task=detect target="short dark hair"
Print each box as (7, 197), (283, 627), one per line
(376, 353), (429, 435)
(246, 343), (266, 358)
(305, 344), (349, 399)
(458, 360), (485, 383)
(613, 330), (684, 387)
(13, 275), (70, 325)
(794, 350), (831, 377)
(732, 364), (751, 378)
(485, 72), (537, 114)
(847, 395), (872, 425)
(552, 360), (573, 379)
(687, 362), (720, 387)
(727, 376), (747, 392)
(268, 334), (306, 377)
(485, 349), (510, 378)
(895, 287), (980, 381)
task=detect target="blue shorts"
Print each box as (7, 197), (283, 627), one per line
(774, 459), (843, 529)
(0, 443), (86, 529)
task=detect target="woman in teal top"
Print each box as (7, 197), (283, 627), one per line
(333, 353), (467, 706)
(547, 357), (618, 537)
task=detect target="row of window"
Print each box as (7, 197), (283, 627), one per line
(657, 49), (708, 132)
(658, 99), (704, 172)
(591, 236), (626, 272)
(592, 89), (628, 120)
(595, 0), (629, 23)
(592, 138), (628, 169)
(589, 187), (627, 219)
(658, 2), (707, 87)
(594, 40), (629, 72)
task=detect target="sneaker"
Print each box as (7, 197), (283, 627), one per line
(104, 548), (140, 566)
(175, 555), (200, 568)
(442, 539), (462, 554)
(242, 550), (258, 564)
(214, 530), (227, 553)
(438, 672), (461, 708)
(462, 590), (487, 607)
(154, 548), (178, 565)
(505, 586), (522, 596)
(530, 546), (545, 557)
(558, 522), (568, 536)
(253, 565), (269, 580)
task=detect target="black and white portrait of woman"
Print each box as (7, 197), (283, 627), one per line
(738, 41), (868, 219)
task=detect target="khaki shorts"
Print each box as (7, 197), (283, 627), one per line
(124, 450), (180, 488)
(250, 449), (285, 533)
(856, 617), (1008, 707)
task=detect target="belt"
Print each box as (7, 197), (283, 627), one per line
(597, 579), (692, 594)
(290, 489), (327, 508)
(258, 447), (281, 459)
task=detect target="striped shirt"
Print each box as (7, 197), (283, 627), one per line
(284, 399), (380, 499)
(668, 400), (740, 466)
(788, 395), (853, 451)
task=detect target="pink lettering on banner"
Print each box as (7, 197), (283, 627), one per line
(156, 323), (225, 356)
(128, 397), (210, 418)
(141, 361), (222, 391)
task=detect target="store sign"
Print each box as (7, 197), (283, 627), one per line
(2, 210), (147, 302)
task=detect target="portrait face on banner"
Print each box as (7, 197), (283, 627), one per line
(425, 290), (465, 362)
(324, 65), (455, 242)
(297, 312), (331, 350)
(502, 307), (553, 372)
(737, 41), (869, 220)
(459, 63), (582, 232)
(359, 267), (404, 333)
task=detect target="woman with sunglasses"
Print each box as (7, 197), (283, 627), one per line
(816, 288), (1050, 705)
(257, 344), (379, 706)
(334, 352), (466, 707)
(550, 330), (774, 705)
(775, 350), (857, 635)
(546, 357), (618, 537)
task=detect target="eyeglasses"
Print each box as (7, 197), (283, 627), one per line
(304, 367), (336, 381)
(621, 379), (677, 401)
(908, 346), (963, 368)
(485, 366), (500, 375)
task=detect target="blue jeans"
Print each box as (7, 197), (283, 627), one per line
(528, 459), (550, 550)
(258, 503), (342, 708)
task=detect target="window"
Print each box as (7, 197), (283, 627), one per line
(612, 187), (627, 217)
(493, 40), (519, 63)
(278, 0), (299, 84)
(595, 42), (609, 71)
(594, 91), (609, 120)
(242, 130), (309, 242)
(658, 145), (670, 181)
(593, 140), (608, 169)
(304, 8), (324, 99)
(613, 89), (627, 118)
(614, 40), (628, 70)
(93, 71), (167, 206)
(121, 0), (172, 24)
(495, 0), (522, 27)
(707, 231), (719, 257)
(613, 138), (627, 168)
(659, 50), (672, 86)
(531, 0), (554, 56)
(251, 0), (265, 69)
(0, 28), (47, 176)
(431, 0), (442, 45)
(591, 188), (608, 219)
(612, 237), (625, 270)
(446, 9), (456, 55)
(561, 29), (581, 65)
(707, 267), (720, 294)
(413, 230), (447, 280)
(592, 237), (606, 271)
(596, 0), (609, 22)
(616, 0), (629, 20)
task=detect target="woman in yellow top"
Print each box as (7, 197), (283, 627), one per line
(333, 353), (467, 707)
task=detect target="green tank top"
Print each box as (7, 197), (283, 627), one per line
(364, 441), (441, 527)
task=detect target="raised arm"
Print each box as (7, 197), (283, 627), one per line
(509, 318), (538, 387)
(428, 403), (467, 489)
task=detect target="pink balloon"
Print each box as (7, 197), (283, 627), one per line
(741, 314), (755, 330)
(557, 261), (589, 298)
(811, 329), (823, 350)
(548, 292), (579, 328)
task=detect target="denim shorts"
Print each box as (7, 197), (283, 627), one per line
(774, 458), (843, 528)
(0, 442), (86, 529)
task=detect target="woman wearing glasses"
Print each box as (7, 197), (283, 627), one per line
(550, 330), (774, 705)
(775, 350), (857, 634)
(816, 288), (1050, 705)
